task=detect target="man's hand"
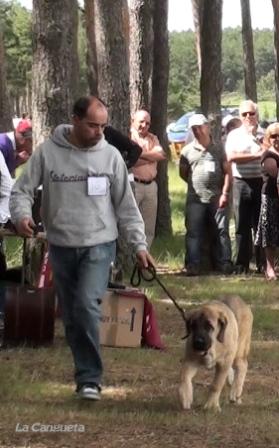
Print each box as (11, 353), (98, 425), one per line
(219, 194), (229, 208)
(15, 217), (36, 237)
(136, 250), (156, 269)
(16, 150), (31, 166)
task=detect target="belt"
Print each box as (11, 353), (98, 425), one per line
(134, 177), (155, 185)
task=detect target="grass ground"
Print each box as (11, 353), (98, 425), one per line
(1, 163), (279, 447)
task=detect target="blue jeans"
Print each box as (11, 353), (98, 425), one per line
(49, 242), (116, 388)
(185, 200), (231, 270)
(0, 286), (5, 315)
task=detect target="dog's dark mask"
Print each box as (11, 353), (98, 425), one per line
(185, 312), (227, 352)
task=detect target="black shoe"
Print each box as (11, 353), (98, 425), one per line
(175, 266), (199, 277)
(234, 265), (249, 275)
(185, 265), (200, 276)
(221, 262), (234, 275)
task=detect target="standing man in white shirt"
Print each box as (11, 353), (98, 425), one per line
(225, 100), (265, 274)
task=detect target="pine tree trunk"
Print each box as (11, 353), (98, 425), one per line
(0, 30), (12, 131)
(191, 0), (204, 75)
(151, 0), (172, 236)
(129, 0), (154, 116)
(240, 0), (257, 102)
(271, 0), (279, 120)
(32, 0), (79, 147)
(94, 0), (130, 134)
(84, 0), (98, 95)
(200, 0), (223, 143)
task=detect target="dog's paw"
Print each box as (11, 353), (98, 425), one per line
(181, 402), (192, 411)
(230, 394), (242, 405)
(179, 396), (193, 410)
(179, 393), (192, 410)
(204, 399), (221, 412)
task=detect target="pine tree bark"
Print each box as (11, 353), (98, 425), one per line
(151, 0), (172, 236)
(240, 0), (257, 102)
(129, 0), (154, 116)
(191, 0), (204, 75)
(94, 0), (130, 134)
(84, 0), (98, 95)
(32, 0), (79, 147)
(271, 0), (279, 119)
(0, 30), (12, 131)
(200, 0), (223, 143)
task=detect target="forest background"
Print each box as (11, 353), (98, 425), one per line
(0, 0), (276, 122)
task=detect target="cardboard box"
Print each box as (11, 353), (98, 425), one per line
(100, 289), (145, 348)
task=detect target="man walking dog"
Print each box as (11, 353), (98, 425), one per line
(10, 96), (154, 401)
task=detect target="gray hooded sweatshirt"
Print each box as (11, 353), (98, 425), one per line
(10, 124), (147, 252)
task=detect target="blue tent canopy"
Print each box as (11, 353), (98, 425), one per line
(167, 108), (239, 143)
(167, 112), (195, 143)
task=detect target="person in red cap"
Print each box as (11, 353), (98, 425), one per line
(16, 120), (32, 135)
(0, 120), (32, 176)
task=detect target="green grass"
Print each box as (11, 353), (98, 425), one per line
(4, 237), (23, 268)
(152, 162), (185, 269)
(2, 162), (279, 447)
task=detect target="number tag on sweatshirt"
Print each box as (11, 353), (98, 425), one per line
(87, 176), (107, 196)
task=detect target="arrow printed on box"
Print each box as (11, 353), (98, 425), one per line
(130, 307), (136, 331)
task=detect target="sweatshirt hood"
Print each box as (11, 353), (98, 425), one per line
(50, 124), (106, 152)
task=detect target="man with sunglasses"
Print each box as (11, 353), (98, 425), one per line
(225, 100), (265, 274)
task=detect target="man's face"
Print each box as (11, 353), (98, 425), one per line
(73, 104), (108, 147)
(240, 104), (258, 129)
(15, 133), (33, 156)
(133, 111), (151, 137)
(193, 123), (210, 139)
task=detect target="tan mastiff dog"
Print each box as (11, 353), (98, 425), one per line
(179, 295), (253, 412)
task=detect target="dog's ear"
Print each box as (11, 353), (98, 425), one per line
(217, 313), (228, 343)
(184, 311), (196, 338)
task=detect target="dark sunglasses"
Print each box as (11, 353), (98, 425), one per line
(241, 111), (256, 117)
(270, 134), (279, 139)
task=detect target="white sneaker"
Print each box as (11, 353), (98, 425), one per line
(77, 384), (101, 401)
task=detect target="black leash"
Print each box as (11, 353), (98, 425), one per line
(130, 264), (187, 324)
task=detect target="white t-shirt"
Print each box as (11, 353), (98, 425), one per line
(225, 125), (262, 178)
(0, 151), (14, 223)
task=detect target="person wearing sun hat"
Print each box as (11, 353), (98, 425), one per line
(179, 113), (232, 276)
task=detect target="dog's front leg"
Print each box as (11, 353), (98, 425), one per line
(179, 362), (197, 410)
(204, 363), (230, 412)
(230, 357), (248, 404)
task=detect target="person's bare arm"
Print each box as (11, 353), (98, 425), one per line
(262, 157), (278, 178)
(219, 159), (231, 208)
(227, 149), (265, 164)
(140, 146), (166, 162)
(179, 155), (189, 182)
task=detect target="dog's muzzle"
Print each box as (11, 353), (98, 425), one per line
(193, 335), (211, 352)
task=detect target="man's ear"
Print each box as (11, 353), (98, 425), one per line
(72, 115), (80, 127)
(217, 313), (228, 343)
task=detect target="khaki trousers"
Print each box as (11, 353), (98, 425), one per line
(133, 180), (158, 249)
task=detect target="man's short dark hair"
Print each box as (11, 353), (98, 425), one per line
(72, 96), (107, 119)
